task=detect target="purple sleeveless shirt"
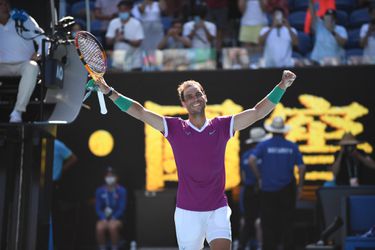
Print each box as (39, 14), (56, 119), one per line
(163, 116), (234, 211)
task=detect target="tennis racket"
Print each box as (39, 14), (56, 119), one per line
(75, 31), (108, 115)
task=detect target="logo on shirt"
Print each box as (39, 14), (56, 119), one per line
(209, 130), (216, 135)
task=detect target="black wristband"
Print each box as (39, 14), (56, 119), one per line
(105, 87), (114, 96)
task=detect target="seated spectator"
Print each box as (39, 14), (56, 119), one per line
(309, 1), (348, 64)
(0, 0), (45, 122)
(132, 0), (166, 50)
(304, 0), (336, 34)
(259, 7), (298, 67)
(330, 133), (375, 186)
(106, 0), (144, 71)
(183, 3), (217, 49)
(158, 19), (191, 49)
(360, 5), (375, 59)
(238, 0), (268, 49)
(96, 167), (127, 250)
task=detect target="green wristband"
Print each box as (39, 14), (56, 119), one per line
(114, 95), (133, 112)
(267, 86), (285, 104)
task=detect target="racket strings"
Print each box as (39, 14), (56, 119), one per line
(78, 35), (106, 74)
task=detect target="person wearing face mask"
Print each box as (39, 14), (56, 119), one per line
(258, 7), (298, 68)
(106, 0), (144, 71)
(157, 18), (191, 49)
(360, 5), (375, 60)
(95, 167), (127, 250)
(330, 133), (375, 186)
(309, 0), (348, 65)
(182, 3), (216, 49)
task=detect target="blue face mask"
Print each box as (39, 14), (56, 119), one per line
(71, 31), (76, 38)
(119, 12), (130, 21)
(194, 16), (201, 23)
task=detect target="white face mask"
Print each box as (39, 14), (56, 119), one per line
(105, 176), (116, 185)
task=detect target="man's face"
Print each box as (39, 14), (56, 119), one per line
(273, 10), (283, 26)
(182, 85), (207, 115)
(0, 0), (10, 17)
(323, 14), (335, 28)
(172, 22), (182, 35)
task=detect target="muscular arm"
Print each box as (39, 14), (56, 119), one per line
(233, 70), (296, 132)
(96, 78), (164, 132)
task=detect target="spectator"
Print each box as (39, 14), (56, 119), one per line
(132, 0), (166, 50)
(94, 0), (121, 33)
(96, 167), (127, 250)
(238, 0), (268, 49)
(183, 3), (217, 49)
(158, 18), (191, 49)
(249, 116), (306, 250)
(106, 0), (144, 71)
(259, 7), (298, 67)
(304, 0), (336, 34)
(309, 1), (348, 64)
(238, 127), (271, 250)
(330, 132), (375, 186)
(360, 5), (375, 59)
(0, 0), (45, 122)
(206, 0), (229, 50)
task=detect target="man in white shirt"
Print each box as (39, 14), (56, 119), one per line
(0, 0), (44, 122)
(106, 0), (144, 71)
(360, 5), (375, 59)
(183, 4), (217, 49)
(259, 8), (298, 68)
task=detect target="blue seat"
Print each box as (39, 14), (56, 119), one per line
(346, 28), (361, 49)
(344, 195), (375, 250)
(296, 31), (312, 55)
(161, 16), (173, 33)
(335, 0), (356, 12)
(70, 1), (95, 18)
(346, 48), (363, 57)
(336, 10), (349, 26)
(293, 0), (309, 11)
(288, 11), (306, 31)
(349, 8), (370, 28)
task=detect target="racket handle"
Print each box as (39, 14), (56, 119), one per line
(97, 91), (108, 115)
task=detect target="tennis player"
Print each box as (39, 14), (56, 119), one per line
(94, 70), (296, 250)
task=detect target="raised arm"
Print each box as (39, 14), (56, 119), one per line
(95, 78), (165, 132)
(233, 70), (296, 132)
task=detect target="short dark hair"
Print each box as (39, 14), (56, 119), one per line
(193, 3), (208, 18)
(324, 8), (337, 18)
(118, 0), (133, 9)
(171, 18), (183, 26)
(177, 80), (205, 102)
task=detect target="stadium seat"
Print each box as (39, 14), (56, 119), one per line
(346, 48), (363, 57)
(293, 0), (309, 11)
(288, 11), (307, 31)
(346, 28), (361, 49)
(296, 31), (313, 55)
(161, 16), (173, 33)
(70, 1), (95, 18)
(335, 0), (356, 12)
(349, 8), (370, 28)
(343, 195), (375, 250)
(288, 0), (295, 12)
(336, 10), (349, 26)
(292, 51), (303, 58)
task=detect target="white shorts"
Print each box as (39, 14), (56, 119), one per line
(174, 206), (232, 250)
